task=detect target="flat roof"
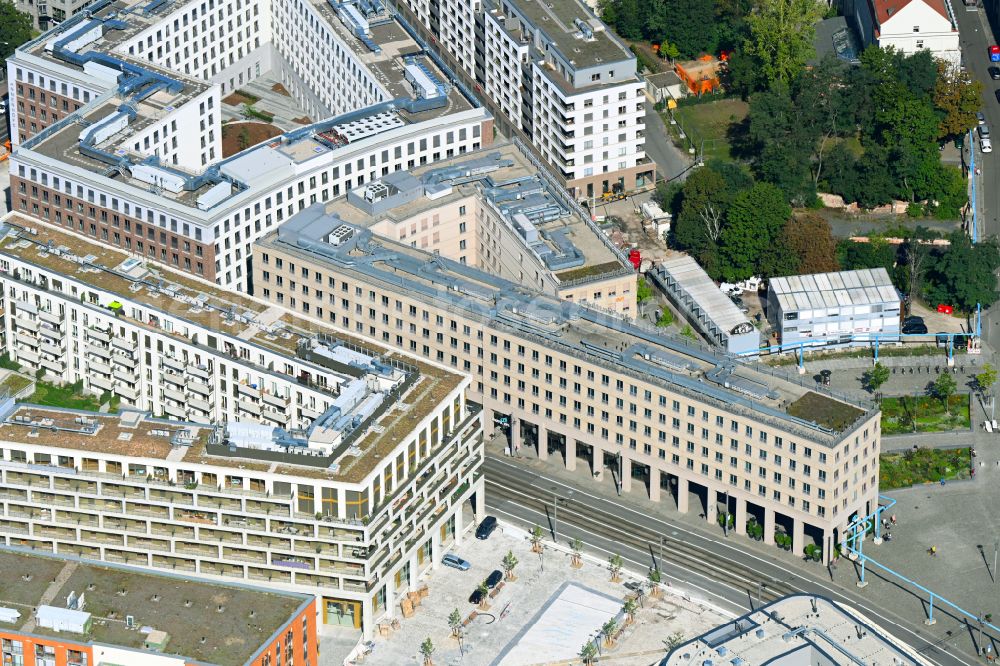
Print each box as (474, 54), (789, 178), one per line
(325, 144), (627, 278)
(0, 217), (464, 481)
(503, 0), (632, 70)
(0, 549), (308, 665)
(660, 255), (753, 334)
(769, 268), (900, 313)
(661, 594), (931, 666)
(264, 209), (877, 443)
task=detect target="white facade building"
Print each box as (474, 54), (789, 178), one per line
(852, 0), (960, 66)
(397, 0), (655, 198)
(6, 0), (492, 292)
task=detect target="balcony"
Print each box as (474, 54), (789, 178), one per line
(84, 342), (111, 359)
(14, 315), (39, 333)
(162, 372), (186, 388)
(17, 331), (39, 348)
(186, 377), (212, 396)
(15, 348), (40, 365)
(237, 383), (261, 399)
(113, 367), (138, 383)
(86, 327), (111, 344)
(87, 359), (113, 376)
(162, 402), (187, 420)
(39, 340), (63, 357)
(187, 364), (211, 380)
(187, 396), (212, 414)
(40, 356), (65, 374)
(162, 386), (186, 403)
(262, 392), (288, 409)
(161, 356), (185, 373)
(89, 375), (114, 392)
(37, 310), (62, 326)
(112, 337), (136, 355)
(237, 398), (262, 416)
(115, 384), (140, 402)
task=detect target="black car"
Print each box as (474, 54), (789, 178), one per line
(995, 88), (1000, 104)
(991, 66), (1000, 80)
(902, 316), (927, 335)
(475, 516), (498, 540)
(485, 569), (503, 588)
(469, 587), (485, 605)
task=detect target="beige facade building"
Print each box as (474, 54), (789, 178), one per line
(255, 208), (882, 564)
(0, 214), (486, 639)
(316, 145), (638, 318)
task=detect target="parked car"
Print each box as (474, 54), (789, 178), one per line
(475, 516), (498, 540)
(983, 137), (993, 153)
(442, 553), (471, 571)
(994, 89), (1000, 104)
(902, 316), (927, 335)
(992, 67), (1000, 80)
(485, 569), (503, 588)
(978, 111), (987, 124)
(982, 124), (992, 138)
(469, 587), (485, 605)
(623, 580), (644, 593)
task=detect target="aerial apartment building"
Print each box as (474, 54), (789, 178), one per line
(256, 206), (882, 565)
(391, 0), (654, 198)
(319, 145), (638, 317)
(6, 0), (492, 290)
(0, 549), (317, 666)
(0, 215), (485, 638)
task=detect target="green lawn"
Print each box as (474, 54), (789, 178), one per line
(27, 381), (106, 412)
(667, 98), (749, 162)
(880, 395), (970, 434)
(880, 447), (971, 490)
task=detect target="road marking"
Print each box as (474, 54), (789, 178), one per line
(487, 457), (968, 666)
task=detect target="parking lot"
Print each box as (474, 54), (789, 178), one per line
(359, 520), (730, 665)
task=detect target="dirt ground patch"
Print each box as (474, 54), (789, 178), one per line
(221, 90), (259, 107)
(272, 82), (291, 96)
(291, 116), (313, 125)
(221, 121), (283, 157)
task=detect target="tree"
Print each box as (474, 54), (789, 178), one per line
(648, 567), (663, 596)
(237, 128), (251, 151)
(783, 213), (838, 275)
(743, 0), (825, 87)
(419, 637), (435, 666)
(0, 3), (33, 62)
(976, 363), (997, 397)
(933, 60), (982, 141)
(673, 167), (731, 274)
(608, 553), (624, 581)
(636, 277), (654, 304)
(933, 372), (957, 415)
(863, 363), (890, 394)
(447, 609), (462, 637)
(502, 550), (519, 580)
(570, 538), (583, 567)
(477, 582), (490, 609)
(623, 597), (638, 624)
(719, 183), (792, 281)
(656, 309), (674, 327)
(602, 618), (619, 647)
(579, 641), (598, 665)
(664, 631), (686, 652)
(924, 236), (1000, 311)
(530, 525), (544, 553)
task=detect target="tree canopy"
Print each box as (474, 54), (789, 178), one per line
(783, 213), (839, 275)
(0, 3), (33, 62)
(743, 0), (825, 87)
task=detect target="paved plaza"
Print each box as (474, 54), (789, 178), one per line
(356, 520), (730, 666)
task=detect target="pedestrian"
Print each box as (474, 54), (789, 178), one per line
(891, 514), (897, 525)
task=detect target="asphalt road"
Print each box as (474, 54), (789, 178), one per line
(483, 454), (982, 666)
(643, 102), (696, 183)
(954, 4), (1000, 346)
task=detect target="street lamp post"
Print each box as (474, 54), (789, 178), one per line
(994, 538), (998, 586)
(756, 582), (766, 609)
(659, 536), (665, 571)
(551, 487), (573, 543)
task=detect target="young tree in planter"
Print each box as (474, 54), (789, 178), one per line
(648, 567), (663, 597)
(933, 372), (957, 415)
(419, 637), (435, 666)
(447, 608), (462, 638)
(530, 525), (544, 553)
(602, 618), (619, 647)
(502, 550), (519, 581)
(579, 641), (598, 665)
(623, 597), (638, 624)
(608, 553), (624, 582)
(477, 582), (490, 610)
(570, 538), (584, 567)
